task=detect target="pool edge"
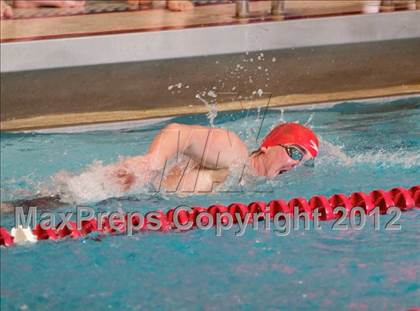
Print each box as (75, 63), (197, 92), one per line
(2, 84), (419, 132)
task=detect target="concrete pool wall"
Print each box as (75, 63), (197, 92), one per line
(1, 9), (419, 131)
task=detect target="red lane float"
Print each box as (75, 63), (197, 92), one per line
(1, 185), (419, 247)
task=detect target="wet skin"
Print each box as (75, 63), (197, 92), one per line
(111, 123), (307, 193)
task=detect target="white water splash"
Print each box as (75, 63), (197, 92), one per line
(51, 160), (153, 204)
(319, 140), (420, 169)
(195, 93), (218, 127)
(167, 83), (183, 91)
(279, 109), (285, 123)
(351, 149), (420, 168)
(318, 140), (353, 166)
(207, 90), (217, 98)
(304, 113), (314, 126)
(51, 162), (122, 204)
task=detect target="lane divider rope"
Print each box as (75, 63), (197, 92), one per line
(1, 185), (419, 247)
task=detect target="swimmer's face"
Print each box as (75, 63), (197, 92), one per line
(261, 145), (311, 179)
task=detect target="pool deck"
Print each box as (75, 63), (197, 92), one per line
(1, 0), (418, 44)
(1, 1), (419, 72)
(1, 1), (419, 131)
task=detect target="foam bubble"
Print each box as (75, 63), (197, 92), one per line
(318, 140), (420, 169)
(195, 93), (218, 127)
(52, 162), (123, 204)
(51, 160), (155, 204)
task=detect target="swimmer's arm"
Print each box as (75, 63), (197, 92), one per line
(146, 123), (249, 170)
(106, 123), (248, 189)
(102, 124), (189, 189)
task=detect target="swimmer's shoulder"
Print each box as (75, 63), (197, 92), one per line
(181, 124), (249, 161)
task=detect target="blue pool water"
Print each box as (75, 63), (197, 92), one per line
(1, 96), (419, 310)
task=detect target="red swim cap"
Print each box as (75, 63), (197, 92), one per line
(260, 123), (319, 157)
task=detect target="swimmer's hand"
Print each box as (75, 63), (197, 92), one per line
(113, 168), (136, 191)
(110, 155), (162, 191)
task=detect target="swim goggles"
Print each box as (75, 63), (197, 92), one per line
(279, 144), (315, 168)
(280, 144), (305, 162)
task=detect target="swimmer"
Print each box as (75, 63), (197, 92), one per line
(127, 122), (318, 192)
(0, 122), (318, 211)
(69, 123), (317, 196)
